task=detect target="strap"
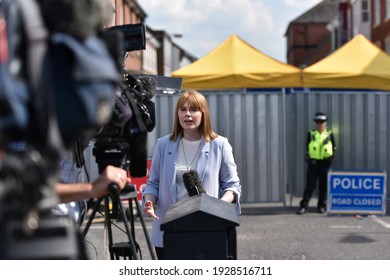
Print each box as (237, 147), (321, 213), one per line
(124, 88), (148, 133)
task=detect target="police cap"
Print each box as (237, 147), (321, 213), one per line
(313, 112), (327, 122)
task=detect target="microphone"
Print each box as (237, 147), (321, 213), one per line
(182, 170), (206, 197)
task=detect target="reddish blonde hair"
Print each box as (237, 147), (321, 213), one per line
(170, 89), (217, 142)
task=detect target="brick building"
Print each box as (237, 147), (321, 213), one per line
(371, 0), (390, 53)
(285, 0), (338, 68)
(286, 0), (390, 68)
(107, 0), (196, 76)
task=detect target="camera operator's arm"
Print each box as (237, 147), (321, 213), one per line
(56, 165), (129, 203)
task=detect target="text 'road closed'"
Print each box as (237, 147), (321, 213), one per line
(328, 171), (386, 214)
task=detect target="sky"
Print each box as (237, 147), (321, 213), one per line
(137, 0), (322, 63)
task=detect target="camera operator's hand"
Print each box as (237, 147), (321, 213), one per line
(91, 165), (129, 198)
(56, 165), (130, 203)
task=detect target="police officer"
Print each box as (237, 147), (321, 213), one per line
(297, 112), (336, 214)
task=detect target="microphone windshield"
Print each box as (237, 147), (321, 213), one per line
(182, 170), (206, 197)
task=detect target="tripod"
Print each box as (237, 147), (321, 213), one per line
(80, 144), (157, 260)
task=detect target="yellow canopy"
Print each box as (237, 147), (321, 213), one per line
(171, 34), (302, 89)
(303, 34), (390, 90)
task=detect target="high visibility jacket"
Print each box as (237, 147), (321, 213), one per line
(307, 129), (334, 160)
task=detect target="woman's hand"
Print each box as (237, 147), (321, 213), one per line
(144, 200), (159, 220)
(221, 190), (236, 203)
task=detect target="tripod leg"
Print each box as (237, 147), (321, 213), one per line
(128, 199), (136, 241)
(134, 199), (157, 260)
(81, 197), (104, 239)
(115, 196), (139, 259)
(104, 196), (115, 260)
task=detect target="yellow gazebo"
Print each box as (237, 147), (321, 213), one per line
(172, 34), (302, 89)
(303, 34), (390, 90)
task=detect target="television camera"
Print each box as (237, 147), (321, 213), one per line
(83, 23), (179, 260)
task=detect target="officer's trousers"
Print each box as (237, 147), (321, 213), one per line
(300, 159), (332, 209)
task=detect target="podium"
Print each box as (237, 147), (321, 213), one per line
(161, 194), (239, 260)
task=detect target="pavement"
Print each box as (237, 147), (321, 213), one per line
(81, 196), (390, 260)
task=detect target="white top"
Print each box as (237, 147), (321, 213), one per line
(176, 138), (201, 202)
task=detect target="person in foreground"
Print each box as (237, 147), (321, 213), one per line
(297, 112), (336, 215)
(142, 89), (242, 259)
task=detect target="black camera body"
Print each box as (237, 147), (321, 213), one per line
(93, 73), (156, 178)
(91, 22), (156, 178)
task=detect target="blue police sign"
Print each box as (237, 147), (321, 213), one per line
(328, 170), (386, 215)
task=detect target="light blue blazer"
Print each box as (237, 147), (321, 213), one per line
(142, 134), (242, 248)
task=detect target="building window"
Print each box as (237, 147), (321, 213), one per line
(374, 0), (381, 25)
(386, 0), (390, 19)
(361, 0), (369, 22)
